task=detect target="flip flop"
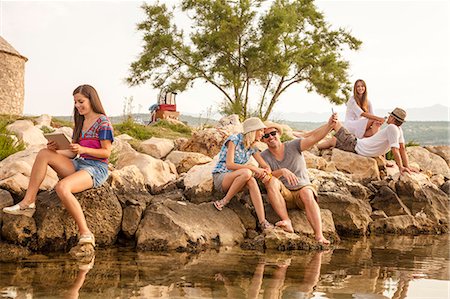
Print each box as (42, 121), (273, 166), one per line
(213, 200), (223, 211)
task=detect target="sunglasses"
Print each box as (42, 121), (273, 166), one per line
(262, 131), (277, 139)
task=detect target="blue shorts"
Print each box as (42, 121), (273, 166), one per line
(72, 157), (109, 188)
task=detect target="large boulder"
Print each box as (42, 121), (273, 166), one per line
(136, 200), (246, 252)
(406, 146), (450, 177)
(369, 215), (437, 235)
(180, 128), (230, 158)
(308, 169), (373, 235)
(0, 145), (58, 195)
(113, 139), (177, 193)
(0, 189), (14, 227)
(6, 120), (48, 146)
(370, 186), (411, 217)
(183, 157), (217, 203)
(140, 137), (175, 159)
(330, 149), (380, 183)
(304, 151), (336, 172)
(1, 185), (122, 251)
(216, 114), (242, 134)
(394, 172), (449, 231)
(165, 150), (212, 174)
(424, 145), (450, 168)
(34, 114), (52, 129)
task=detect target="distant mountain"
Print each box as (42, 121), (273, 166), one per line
(280, 104), (449, 122)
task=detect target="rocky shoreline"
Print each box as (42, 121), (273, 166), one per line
(0, 115), (449, 261)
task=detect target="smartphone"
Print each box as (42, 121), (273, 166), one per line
(331, 108), (335, 114)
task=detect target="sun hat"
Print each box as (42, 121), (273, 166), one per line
(389, 107), (407, 123)
(242, 117), (267, 134)
(263, 121), (284, 136)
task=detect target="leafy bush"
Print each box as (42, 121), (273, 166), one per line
(0, 135), (25, 161)
(386, 140), (420, 160)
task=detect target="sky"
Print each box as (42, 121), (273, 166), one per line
(1, 0), (449, 121)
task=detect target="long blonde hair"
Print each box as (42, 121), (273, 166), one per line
(243, 131), (257, 149)
(353, 79), (369, 112)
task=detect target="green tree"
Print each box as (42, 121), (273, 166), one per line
(127, 0), (361, 120)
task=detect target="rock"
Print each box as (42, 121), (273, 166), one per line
(109, 165), (151, 206)
(115, 134), (134, 141)
(406, 146), (450, 177)
(394, 172), (449, 230)
(114, 140), (177, 193)
(165, 150), (212, 174)
(26, 185), (122, 251)
(216, 114), (242, 134)
(140, 137), (175, 159)
(330, 148), (380, 183)
(430, 174), (445, 188)
(122, 204), (145, 238)
(34, 114), (52, 129)
(181, 128), (230, 158)
(263, 229), (328, 251)
(136, 200), (246, 252)
(183, 157), (217, 203)
(309, 169), (373, 236)
(173, 137), (189, 150)
(1, 213), (37, 247)
(6, 119), (48, 146)
(0, 243), (31, 262)
(370, 186), (411, 217)
(425, 145), (450, 167)
(0, 189), (14, 225)
(371, 210), (388, 220)
(441, 181), (450, 196)
(304, 151), (336, 171)
(0, 146), (58, 195)
(369, 215), (437, 235)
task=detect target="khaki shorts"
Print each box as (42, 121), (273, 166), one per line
(277, 178), (318, 209)
(335, 127), (357, 153)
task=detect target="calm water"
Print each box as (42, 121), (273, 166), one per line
(0, 235), (448, 298)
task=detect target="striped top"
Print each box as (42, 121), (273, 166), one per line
(76, 115), (114, 163)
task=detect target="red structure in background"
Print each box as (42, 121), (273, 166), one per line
(149, 91), (180, 123)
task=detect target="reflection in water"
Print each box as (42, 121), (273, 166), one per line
(0, 235), (448, 298)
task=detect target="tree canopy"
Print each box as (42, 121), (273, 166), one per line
(127, 0), (361, 120)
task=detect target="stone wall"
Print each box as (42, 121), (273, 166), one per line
(0, 51), (25, 115)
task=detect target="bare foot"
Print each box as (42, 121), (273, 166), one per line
(275, 220), (294, 233)
(316, 236), (330, 245)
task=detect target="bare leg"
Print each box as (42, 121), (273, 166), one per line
(297, 188), (330, 245)
(21, 149), (75, 206)
(317, 137), (337, 150)
(246, 177), (266, 224)
(220, 169), (253, 205)
(264, 179), (293, 233)
(55, 171), (93, 235)
(363, 119), (381, 137)
(248, 260), (265, 299)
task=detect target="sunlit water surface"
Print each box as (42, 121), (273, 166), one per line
(0, 235), (448, 298)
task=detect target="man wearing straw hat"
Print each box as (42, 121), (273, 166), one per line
(261, 114), (337, 245)
(318, 107), (418, 175)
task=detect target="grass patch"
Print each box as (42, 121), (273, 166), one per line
(51, 117), (73, 128)
(386, 140), (420, 160)
(0, 115), (26, 161)
(114, 119), (192, 140)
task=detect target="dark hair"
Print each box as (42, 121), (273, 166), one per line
(72, 85), (106, 143)
(353, 79), (369, 112)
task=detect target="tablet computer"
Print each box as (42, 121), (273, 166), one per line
(44, 132), (72, 150)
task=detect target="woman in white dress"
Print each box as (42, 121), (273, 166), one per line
(345, 79), (385, 138)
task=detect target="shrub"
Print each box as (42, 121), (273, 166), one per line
(0, 135), (25, 161)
